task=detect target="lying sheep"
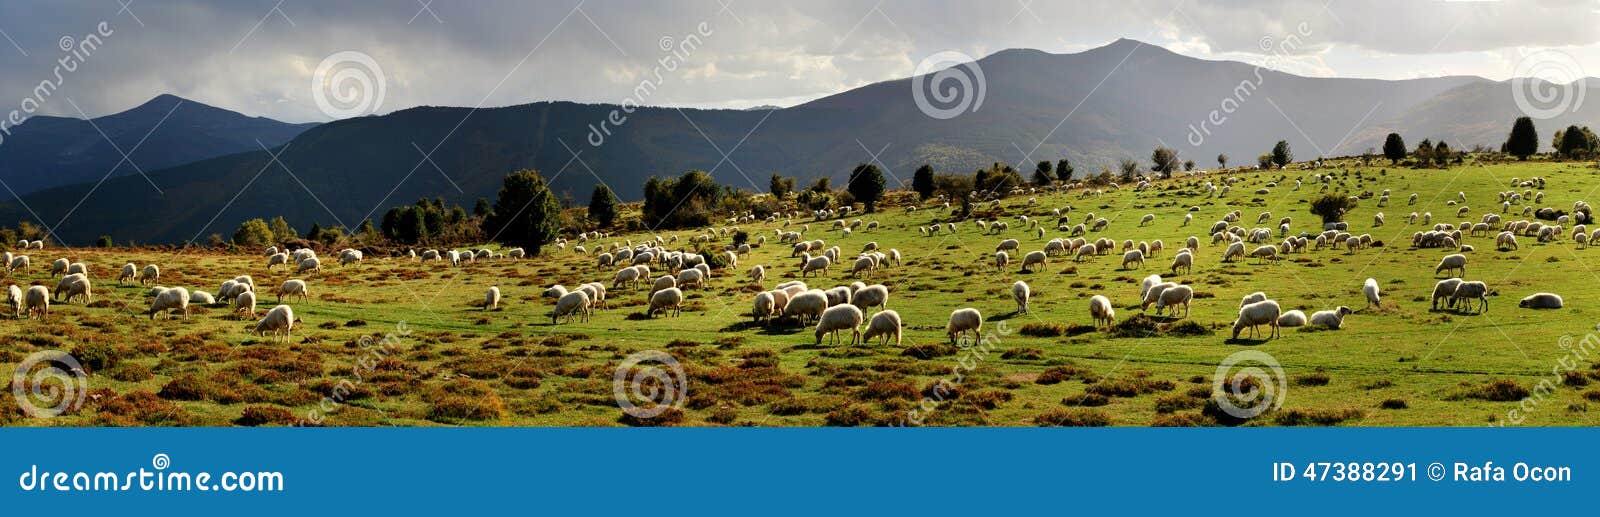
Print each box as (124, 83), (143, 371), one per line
(1518, 292), (1563, 309)
(946, 308), (983, 345)
(1277, 309), (1307, 327)
(861, 310), (903, 346)
(253, 304), (300, 343)
(189, 290), (216, 305)
(814, 304), (865, 345)
(1089, 295), (1115, 328)
(1233, 300), (1281, 340)
(1308, 306), (1353, 329)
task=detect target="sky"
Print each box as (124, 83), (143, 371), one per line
(1, 0), (1599, 123)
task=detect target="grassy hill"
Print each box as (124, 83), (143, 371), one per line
(4, 158), (1599, 427)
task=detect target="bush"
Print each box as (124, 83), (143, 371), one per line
(1379, 399), (1408, 409)
(1034, 365), (1080, 385)
(1273, 408), (1363, 426)
(1060, 393), (1109, 407)
(1293, 372), (1331, 386)
(157, 375), (212, 401)
(825, 405), (872, 426)
(1154, 394), (1202, 413)
(236, 405), (296, 426)
(1455, 380), (1530, 402)
(1309, 193), (1357, 224)
(105, 363), (154, 382)
(619, 407), (685, 427)
(1018, 323), (1065, 337)
(1034, 408), (1111, 427)
(71, 343), (120, 374)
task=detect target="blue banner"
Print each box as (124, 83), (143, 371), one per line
(0, 428), (1591, 514)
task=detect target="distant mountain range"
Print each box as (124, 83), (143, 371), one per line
(0, 94), (315, 198)
(3, 38), (1598, 245)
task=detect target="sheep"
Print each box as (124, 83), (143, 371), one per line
(48, 257), (68, 277)
(1141, 282), (1178, 312)
(1223, 241), (1245, 262)
(185, 289), (215, 305)
(266, 253), (290, 271)
(552, 290), (592, 324)
(852, 284), (889, 311)
(298, 257), (323, 276)
(53, 274), (91, 304)
(753, 291), (778, 324)
(1021, 250), (1048, 272)
(995, 239), (1020, 252)
(1169, 252), (1193, 275)
(800, 253), (831, 278)
(946, 308), (983, 345)
(647, 287), (684, 318)
(1518, 292), (1563, 309)
(1307, 306), (1353, 329)
(850, 256), (877, 278)
(1240, 291), (1268, 308)
(276, 279), (309, 303)
(1011, 281), (1030, 314)
(1434, 253), (1467, 277)
(252, 305), (300, 342)
(995, 251), (1010, 270)
(1450, 281), (1493, 313)
(782, 289), (829, 325)
(748, 265), (766, 285)
(676, 268), (706, 290)
(21, 285), (48, 320)
(814, 304), (865, 345)
(1232, 300), (1282, 339)
(1250, 244), (1280, 264)
(1431, 279), (1464, 311)
(1363, 278), (1381, 309)
(1277, 309), (1307, 327)
(119, 263), (138, 284)
(485, 286), (501, 311)
(5, 284), (19, 318)
(148, 287), (190, 320)
(1121, 249), (1145, 270)
(612, 267), (643, 290)
(65, 262), (88, 278)
(1153, 284), (1193, 318)
(140, 264), (160, 285)
(1496, 231), (1519, 251)
(861, 310), (903, 346)
(234, 290), (258, 318)
(1139, 274), (1163, 300)
(1140, 214), (1155, 226)
(1089, 295), (1115, 328)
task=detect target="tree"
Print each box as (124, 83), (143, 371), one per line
(588, 184), (619, 228)
(769, 173), (795, 199)
(1557, 124), (1595, 159)
(1270, 140), (1293, 168)
(267, 216), (296, 243)
(481, 169), (562, 253)
(233, 218), (274, 247)
(1414, 138), (1434, 165)
(1151, 146), (1180, 178)
(473, 198), (491, 218)
(846, 163), (887, 211)
(1117, 158), (1141, 183)
(356, 219), (377, 239)
(974, 162), (1024, 194)
(1309, 194), (1357, 224)
(912, 164), (936, 199)
(642, 170), (721, 229)
(1433, 140), (1451, 166)
(1184, 160), (1196, 172)
(1216, 153), (1228, 169)
(1055, 158), (1074, 182)
(95, 235), (113, 248)
(1506, 116), (1539, 160)
(1256, 153), (1273, 169)
(1383, 133), (1407, 164)
(1032, 160), (1054, 186)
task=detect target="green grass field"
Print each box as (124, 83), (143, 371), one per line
(5, 158), (1600, 427)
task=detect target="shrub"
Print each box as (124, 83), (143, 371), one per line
(1035, 365), (1081, 385)
(619, 407), (685, 427)
(1379, 399), (1408, 409)
(1154, 394), (1202, 413)
(857, 381), (919, 401)
(157, 375), (212, 401)
(1293, 372), (1331, 386)
(1150, 413), (1207, 427)
(1034, 408), (1111, 427)
(825, 405), (872, 426)
(1060, 393), (1109, 407)
(70, 343), (120, 374)
(235, 405), (296, 426)
(1456, 380), (1530, 402)
(1273, 408), (1363, 426)
(105, 363), (154, 382)
(1018, 323), (1065, 337)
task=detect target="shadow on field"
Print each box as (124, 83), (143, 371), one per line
(720, 320), (807, 336)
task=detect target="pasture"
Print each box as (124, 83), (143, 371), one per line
(4, 158), (1600, 427)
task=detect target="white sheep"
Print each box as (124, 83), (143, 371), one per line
(1121, 249), (1145, 269)
(1089, 295), (1115, 328)
(782, 289), (829, 325)
(946, 308), (983, 345)
(1277, 309), (1307, 327)
(1011, 280), (1030, 314)
(267, 253), (290, 270)
(276, 279), (309, 303)
(1363, 278), (1381, 309)
(1232, 300), (1282, 340)
(22, 285), (48, 320)
(648, 287), (684, 318)
(140, 264), (160, 285)
(253, 304), (300, 342)
(1021, 250), (1048, 272)
(851, 284), (889, 311)
(1450, 281), (1492, 313)
(862, 310), (903, 346)
(189, 290), (216, 305)
(1169, 252), (1193, 275)
(119, 263), (138, 284)
(5, 284), (19, 318)
(234, 290), (258, 319)
(753, 291), (777, 324)
(53, 273), (91, 304)
(1139, 274), (1163, 300)
(297, 257), (323, 276)
(148, 286), (190, 320)
(800, 253), (831, 278)
(1153, 284), (1193, 318)
(677, 268), (706, 290)
(748, 265), (766, 285)
(1518, 292), (1563, 309)
(1309, 306), (1353, 329)
(48, 257), (68, 277)
(485, 286), (501, 311)
(1434, 253), (1467, 277)
(552, 290), (592, 324)
(814, 304), (864, 345)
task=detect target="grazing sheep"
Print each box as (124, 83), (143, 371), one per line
(1518, 292), (1563, 309)
(1233, 300), (1282, 340)
(1363, 278), (1380, 309)
(1153, 284), (1193, 318)
(1139, 274), (1163, 300)
(800, 253), (831, 278)
(1250, 244), (1280, 264)
(1011, 281), (1030, 314)
(612, 267), (643, 290)
(1141, 282), (1178, 312)
(1308, 306), (1353, 329)
(5, 284), (19, 318)
(65, 262), (88, 277)
(1223, 241), (1245, 262)
(48, 258), (68, 277)
(851, 284), (889, 311)
(1431, 279), (1464, 311)
(234, 290), (258, 318)
(1496, 231), (1518, 251)
(677, 268), (706, 290)
(748, 265), (766, 285)
(995, 239), (1020, 252)
(1277, 309), (1307, 327)
(485, 286), (501, 311)
(1434, 253), (1467, 277)
(946, 308), (983, 345)
(648, 287), (685, 318)
(119, 263), (138, 284)
(267, 253), (290, 270)
(53, 274), (91, 304)
(148, 287), (190, 320)
(1021, 250), (1048, 272)
(1169, 252), (1193, 275)
(995, 251), (1010, 270)
(1450, 281), (1493, 313)
(861, 310), (903, 346)
(1121, 249), (1145, 269)
(298, 257), (323, 276)
(552, 291), (592, 324)
(782, 289), (829, 325)
(1240, 291), (1268, 308)
(253, 305), (300, 343)
(276, 279), (309, 303)
(140, 264), (160, 285)
(814, 304), (865, 345)
(1139, 214), (1155, 226)
(189, 290), (215, 305)
(22, 285), (48, 320)
(1089, 295), (1115, 328)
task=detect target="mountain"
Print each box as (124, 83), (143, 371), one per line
(1344, 78), (1600, 153)
(3, 38), (1596, 245)
(0, 94), (315, 198)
